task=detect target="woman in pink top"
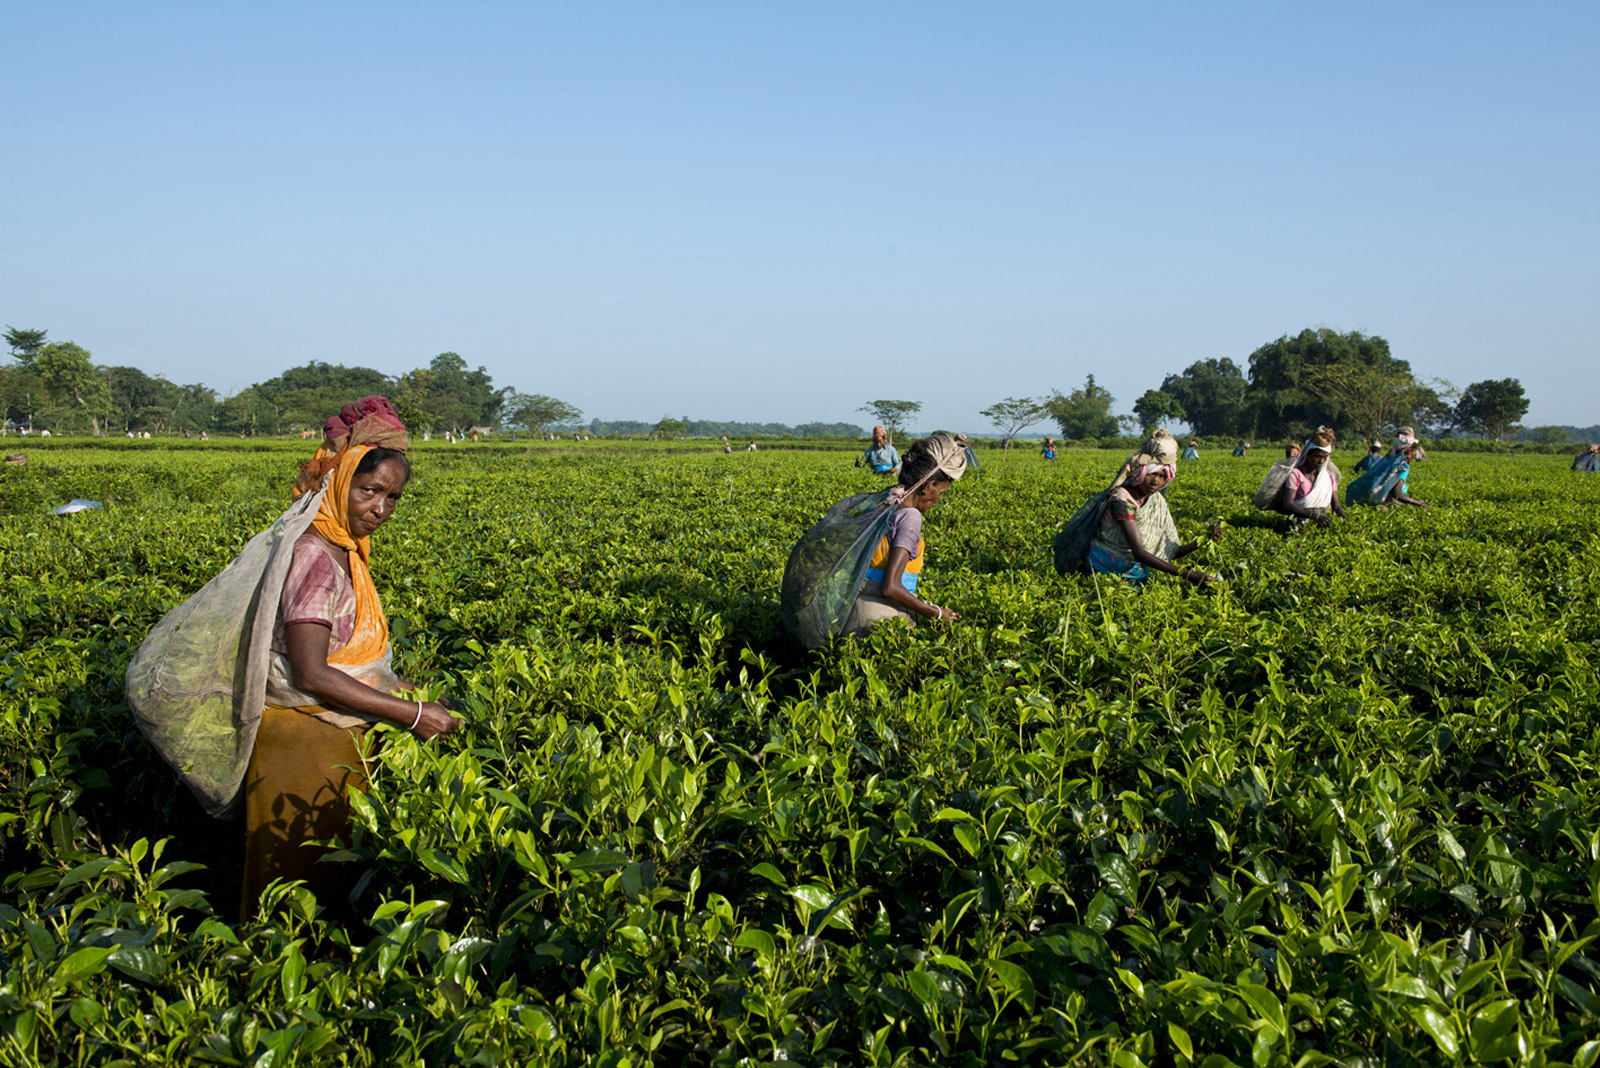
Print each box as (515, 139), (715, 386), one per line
(1272, 426), (1346, 530)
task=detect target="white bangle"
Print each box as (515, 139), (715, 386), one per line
(409, 700), (424, 731)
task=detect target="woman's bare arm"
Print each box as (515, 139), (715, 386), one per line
(876, 547), (958, 620)
(1114, 516), (1217, 583)
(285, 623), (460, 740)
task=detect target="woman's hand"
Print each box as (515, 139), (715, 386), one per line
(1314, 514), (1333, 528)
(286, 623), (465, 740)
(412, 701), (460, 741)
(1207, 523), (1223, 541)
(1180, 568), (1220, 586)
(928, 604), (961, 622)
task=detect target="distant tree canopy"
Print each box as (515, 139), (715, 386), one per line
(395, 353), (505, 434)
(4, 326), (47, 368)
(858, 400), (922, 442)
(501, 393), (582, 435)
(1453, 378), (1529, 441)
(0, 330), (556, 437)
(1245, 329), (1407, 439)
(1131, 329), (1489, 443)
(1132, 389), (1186, 434)
(1158, 359), (1246, 437)
(1045, 375), (1123, 439)
(252, 361), (393, 428)
(35, 341), (113, 436)
(979, 396), (1049, 449)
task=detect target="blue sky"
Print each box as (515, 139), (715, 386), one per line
(5, 2), (1596, 433)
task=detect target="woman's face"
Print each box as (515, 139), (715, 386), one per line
(1302, 449), (1328, 474)
(909, 478), (953, 512)
(347, 458), (408, 537)
(1138, 468), (1171, 495)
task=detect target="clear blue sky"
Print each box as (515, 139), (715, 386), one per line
(5, 2), (1597, 433)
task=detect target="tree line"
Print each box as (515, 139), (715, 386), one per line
(968, 329), (1535, 447)
(3, 323), (1544, 445)
(0, 327), (589, 437)
(0, 326), (878, 441)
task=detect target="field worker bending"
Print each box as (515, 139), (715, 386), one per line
(1353, 440), (1383, 475)
(127, 395), (461, 923)
(843, 433), (969, 636)
(856, 425), (900, 474)
(1572, 444), (1598, 473)
(1345, 427), (1431, 510)
(1040, 436), (1057, 460)
(1181, 441), (1201, 460)
(1232, 442), (1251, 457)
(1071, 430), (1222, 586)
(1269, 426), (1346, 531)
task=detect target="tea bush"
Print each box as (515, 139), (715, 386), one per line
(2, 442), (1599, 1066)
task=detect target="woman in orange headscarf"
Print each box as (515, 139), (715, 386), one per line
(241, 399), (458, 920)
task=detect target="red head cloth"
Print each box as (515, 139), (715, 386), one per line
(292, 396), (410, 498)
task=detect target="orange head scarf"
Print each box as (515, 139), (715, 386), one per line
(308, 444), (391, 667)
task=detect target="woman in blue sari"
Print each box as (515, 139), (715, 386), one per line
(1344, 428), (1431, 510)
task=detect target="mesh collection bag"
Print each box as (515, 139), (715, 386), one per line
(125, 485), (326, 817)
(1252, 459), (1297, 510)
(1051, 489), (1110, 575)
(780, 487), (901, 650)
(1254, 459), (1341, 510)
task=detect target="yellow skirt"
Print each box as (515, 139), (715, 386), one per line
(240, 706), (373, 921)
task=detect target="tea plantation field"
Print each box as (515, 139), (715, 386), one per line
(2, 441), (1599, 1066)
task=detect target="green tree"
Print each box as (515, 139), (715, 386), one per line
(1524, 425), (1575, 447)
(1301, 364), (1452, 444)
(103, 365), (189, 434)
(35, 341), (113, 435)
(252, 361), (393, 428)
(4, 327), (47, 369)
(654, 414), (688, 437)
(1453, 378), (1529, 441)
(858, 400), (922, 442)
(0, 365), (44, 430)
(1045, 375), (1121, 439)
(502, 393), (582, 434)
(979, 397), (1049, 450)
(169, 382), (220, 435)
(1244, 329), (1406, 438)
(1132, 389), (1186, 434)
(1158, 359), (1246, 437)
(215, 388), (282, 436)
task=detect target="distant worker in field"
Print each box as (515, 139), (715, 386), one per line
(746, 440), (758, 452)
(842, 434), (969, 635)
(1053, 430), (1221, 586)
(1181, 441), (1200, 460)
(781, 434), (970, 648)
(1040, 436), (1057, 460)
(1353, 440), (1383, 475)
(1345, 427), (1431, 510)
(127, 395), (462, 923)
(1572, 444), (1599, 473)
(1264, 426), (1346, 531)
(1232, 442), (1251, 457)
(856, 425), (900, 473)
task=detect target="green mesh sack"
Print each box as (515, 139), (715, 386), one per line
(781, 487), (900, 650)
(124, 486), (325, 818)
(1052, 488), (1110, 575)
